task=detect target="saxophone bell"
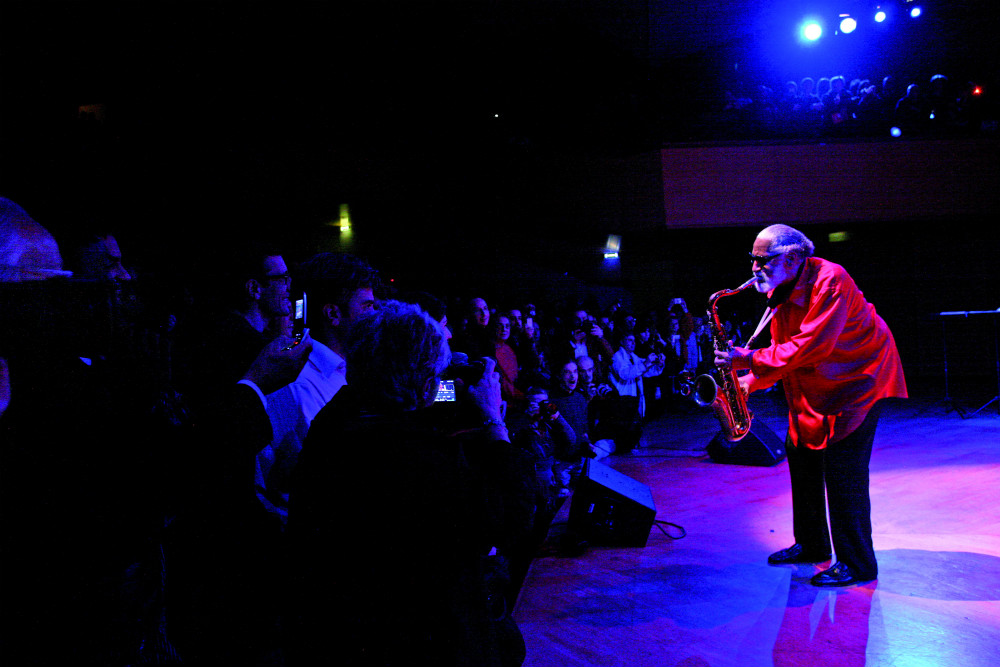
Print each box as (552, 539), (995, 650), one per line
(691, 373), (721, 409)
(680, 371), (731, 414)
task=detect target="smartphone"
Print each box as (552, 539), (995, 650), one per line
(435, 379), (457, 402)
(280, 293), (308, 350)
(281, 327), (309, 351)
(292, 292), (307, 338)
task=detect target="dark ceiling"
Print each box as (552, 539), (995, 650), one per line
(3, 1), (997, 281)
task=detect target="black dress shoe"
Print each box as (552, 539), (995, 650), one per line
(811, 562), (875, 587)
(767, 544), (832, 565)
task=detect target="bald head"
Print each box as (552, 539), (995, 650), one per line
(0, 198), (65, 282)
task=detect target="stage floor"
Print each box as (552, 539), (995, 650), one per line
(512, 393), (1000, 667)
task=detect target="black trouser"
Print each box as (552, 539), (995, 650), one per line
(786, 402), (883, 579)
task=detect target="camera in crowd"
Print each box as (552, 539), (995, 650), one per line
(429, 354), (491, 434)
(532, 400), (559, 424)
(582, 381), (614, 401)
(434, 354), (487, 404)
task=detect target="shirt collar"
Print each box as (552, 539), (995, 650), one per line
(767, 257), (810, 308)
(308, 339), (347, 379)
(786, 257), (816, 308)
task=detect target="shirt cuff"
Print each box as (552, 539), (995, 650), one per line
(237, 379), (268, 409)
(746, 351), (760, 390)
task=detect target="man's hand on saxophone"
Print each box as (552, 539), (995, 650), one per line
(715, 345), (754, 372)
(716, 346), (754, 398)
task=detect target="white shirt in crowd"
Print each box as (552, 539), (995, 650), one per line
(256, 339), (347, 524)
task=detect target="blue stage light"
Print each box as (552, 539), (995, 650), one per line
(839, 17), (857, 34)
(802, 21), (823, 41)
(910, 6), (922, 18)
(874, 10), (887, 23)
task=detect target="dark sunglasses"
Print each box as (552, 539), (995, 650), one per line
(749, 252), (784, 266)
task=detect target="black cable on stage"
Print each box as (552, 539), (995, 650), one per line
(653, 519), (686, 540)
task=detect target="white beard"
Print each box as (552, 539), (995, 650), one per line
(754, 258), (797, 294)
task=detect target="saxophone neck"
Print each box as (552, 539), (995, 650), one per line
(707, 277), (760, 340)
(708, 277), (760, 305)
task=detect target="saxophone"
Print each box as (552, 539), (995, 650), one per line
(690, 276), (759, 441)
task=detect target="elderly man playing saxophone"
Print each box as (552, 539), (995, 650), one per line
(716, 224), (907, 587)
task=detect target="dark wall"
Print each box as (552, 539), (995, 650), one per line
(4, 1), (997, 398)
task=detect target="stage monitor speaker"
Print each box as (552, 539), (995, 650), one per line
(706, 422), (786, 466)
(568, 459), (656, 547)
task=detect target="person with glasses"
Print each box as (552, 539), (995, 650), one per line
(715, 224), (907, 587)
(256, 257), (294, 334)
(169, 243), (305, 663)
(260, 252), (379, 528)
(180, 245), (296, 382)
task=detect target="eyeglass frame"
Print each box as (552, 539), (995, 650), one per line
(261, 273), (292, 286)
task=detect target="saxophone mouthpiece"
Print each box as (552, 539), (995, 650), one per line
(740, 276), (761, 290)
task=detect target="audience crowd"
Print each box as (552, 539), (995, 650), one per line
(1, 197), (763, 666)
(712, 70), (994, 140)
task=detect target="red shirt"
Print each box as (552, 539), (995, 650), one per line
(748, 257), (907, 449)
(494, 342), (524, 404)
